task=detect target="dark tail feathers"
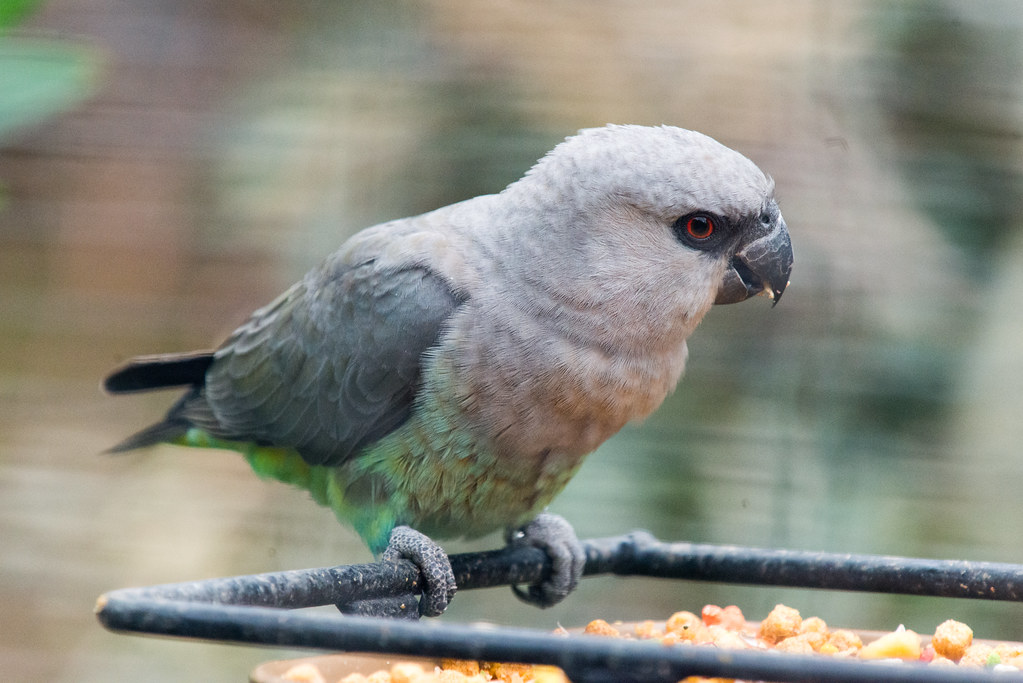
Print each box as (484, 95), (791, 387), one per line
(105, 415), (192, 453)
(104, 351), (214, 394)
(104, 351), (214, 452)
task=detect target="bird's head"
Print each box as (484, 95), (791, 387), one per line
(513, 125), (793, 317)
(710, 198), (793, 307)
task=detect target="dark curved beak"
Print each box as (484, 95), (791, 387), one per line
(715, 212), (793, 306)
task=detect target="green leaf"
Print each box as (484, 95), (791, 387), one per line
(0, 0), (40, 30)
(0, 38), (100, 139)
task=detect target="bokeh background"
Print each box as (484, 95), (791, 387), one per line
(2, 1), (1023, 680)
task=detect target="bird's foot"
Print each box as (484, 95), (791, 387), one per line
(381, 525), (457, 617)
(506, 512), (586, 608)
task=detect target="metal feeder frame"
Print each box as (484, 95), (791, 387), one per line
(96, 531), (1023, 682)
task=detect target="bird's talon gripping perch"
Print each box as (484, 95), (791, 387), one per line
(382, 525), (457, 617)
(507, 512), (586, 608)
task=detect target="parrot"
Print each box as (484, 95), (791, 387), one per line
(103, 124), (793, 617)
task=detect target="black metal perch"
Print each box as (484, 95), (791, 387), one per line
(96, 531), (1023, 682)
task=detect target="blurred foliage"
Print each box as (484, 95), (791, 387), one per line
(878, 1), (1023, 266)
(394, 81), (561, 214)
(0, 39), (99, 140)
(851, 0), (1023, 478)
(0, 0), (38, 30)
(0, 0), (100, 142)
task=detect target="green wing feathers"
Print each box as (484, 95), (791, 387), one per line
(175, 427), (398, 553)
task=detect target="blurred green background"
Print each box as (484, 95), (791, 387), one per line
(2, 1), (1022, 681)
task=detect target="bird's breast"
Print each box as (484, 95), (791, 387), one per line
(434, 302), (689, 462)
(340, 297), (691, 541)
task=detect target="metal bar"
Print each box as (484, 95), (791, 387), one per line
(588, 532), (1023, 601)
(95, 594), (1023, 683)
(96, 545), (552, 612)
(95, 532), (1023, 683)
(101, 532), (1023, 613)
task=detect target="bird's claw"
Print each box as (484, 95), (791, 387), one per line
(507, 512), (585, 608)
(382, 525), (457, 617)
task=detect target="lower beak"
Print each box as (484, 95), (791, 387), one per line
(714, 214), (793, 306)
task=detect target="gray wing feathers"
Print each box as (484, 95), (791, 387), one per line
(179, 261), (462, 466)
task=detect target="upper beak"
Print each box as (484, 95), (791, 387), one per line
(714, 212), (793, 306)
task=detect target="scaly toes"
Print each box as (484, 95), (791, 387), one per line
(507, 512), (586, 607)
(382, 525), (457, 617)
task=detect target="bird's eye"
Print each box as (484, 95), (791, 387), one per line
(672, 212), (722, 248)
(685, 215), (715, 240)
(671, 213), (728, 250)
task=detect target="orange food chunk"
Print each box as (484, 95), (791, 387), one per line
(959, 643), (995, 668)
(441, 659), (482, 676)
(928, 655), (957, 667)
(827, 629), (862, 653)
(799, 616), (828, 635)
(775, 632), (823, 654)
(707, 624), (750, 650)
(667, 610), (702, 632)
(758, 604), (802, 645)
(634, 620), (662, 639)
(702, 604), (725, 626)
(530, 665), (569, 683)
(338, 674), (369, 683)
(720, 605), (746, 630)
(484, 661), (535, 682)
(389, 662), (427, 683)
(931, 619), (973, 662)
(701, 604), (746, 631)
(583, 619), (620, 637)
(282, 663), (326, 683)
(666, 610), (712, 643)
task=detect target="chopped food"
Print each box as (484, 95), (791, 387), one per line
(823, 628), (863, 656)
(390, 662), (429, 683)
(701, 604), (746, 631)
(582, 619), (620, 637)
(315, 604), (1020, 682)
(439, 660), (481, 676)
(960, 643), (996, 668)
(799, 616), (828, 635)
(665, 610), (712, 644)
(282, 662), (327, 683)
(932, 619), (973, 662)
(858, 625), (921, 660)
(757, 603), (803, 644)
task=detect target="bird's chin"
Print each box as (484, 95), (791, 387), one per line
(714, 259), (763, 305)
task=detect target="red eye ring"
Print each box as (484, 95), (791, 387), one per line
(686, 215), (715, 240)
